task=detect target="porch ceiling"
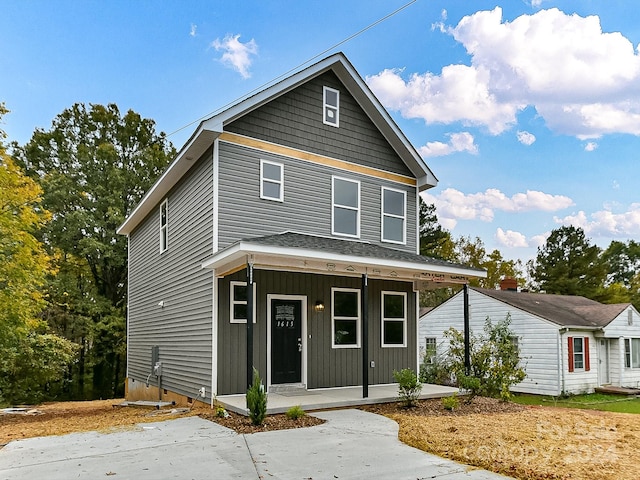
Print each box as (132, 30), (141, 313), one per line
(202, 232), (485, 288)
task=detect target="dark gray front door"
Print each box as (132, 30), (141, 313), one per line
(271, 299), (302, 384)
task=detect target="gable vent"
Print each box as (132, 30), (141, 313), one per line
(629, 309), (634, 326)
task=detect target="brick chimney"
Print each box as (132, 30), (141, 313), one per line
(500, 277), (518, 291)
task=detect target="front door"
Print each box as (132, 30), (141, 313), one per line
(270, 298), (303, 385)
(598, 339), (610, 385)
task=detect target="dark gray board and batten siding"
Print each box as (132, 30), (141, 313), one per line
(217, 269), (417, 395)
(127, 151), (214, 400)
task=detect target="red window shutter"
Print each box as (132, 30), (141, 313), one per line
(568, 336), (574, 373)
(584, 337), (590, 371)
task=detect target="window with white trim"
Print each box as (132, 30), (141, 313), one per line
(230, 281), (257, 323)
(381, 291), (407, 347)
(260, 160), (283, 201)
(332, 177), (360, 237)
(323, 86), (339, 127)
(572, 337), (585, 370)
(332, 288), (360, 348)
(424, 337), (437, 364)
(381, 187), (406, 244)
(625, 338), (640, 368)
(159, 199), (168, 253)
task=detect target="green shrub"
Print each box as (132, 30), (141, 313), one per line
(393, 368), (422, 407)
(246, 368), (267, 425)
(442, 394), (459, 411)
(285, 405), (306, 420)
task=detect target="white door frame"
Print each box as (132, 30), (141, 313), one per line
(598, 338), (610, 385)
(266, 294), (307, 391)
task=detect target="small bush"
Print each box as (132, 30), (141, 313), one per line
(442, 394), (459, 411)
(215, 405), (229, 418)
(285, 405), (306, 420)
(393, 368), (422, 407)
(246, 368), (267, 425)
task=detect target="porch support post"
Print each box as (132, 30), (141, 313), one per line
(246, 262), (254, 389)
(362, 273), (369, 398)
(463, 284), (471, 376)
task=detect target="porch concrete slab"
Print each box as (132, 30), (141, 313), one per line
(0, 409), (512, 480)
(218, 382), (458, 415)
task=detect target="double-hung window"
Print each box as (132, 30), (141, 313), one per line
(332, 177), (360, 237)
(381, 291), (407, 347)
(159, 199), (168, 253)
(323, 86), (339, 127)
(260, 160), (284, 201)
(332, 288), (360, 348)
(424, 337), (437, 364)
(625, 338), (640, 368)
(230, 281), (256, 324)
(568, 336), (590, 372)
(381, 187), (406, 244)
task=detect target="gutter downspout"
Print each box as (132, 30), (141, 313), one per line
(463, 285), (471, 375)
(558, 328), (565, 396)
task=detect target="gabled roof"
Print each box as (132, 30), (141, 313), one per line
(474, 287), (630, 328)
(202, 232), (486, 285)
(118, 52), (435, 235)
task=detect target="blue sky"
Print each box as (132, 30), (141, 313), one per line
(2, 0), (639, 263)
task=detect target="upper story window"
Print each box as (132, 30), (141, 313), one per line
(381, 187), (406, 244)
(323, 86), (340, 127)
(159, 199), (168, 253)
(332, 176), (360, 238)
(260, 160), (284, 202)
(230, 281), (257, 324)
(381, 291), (407, 347)
(332, 288), (360, 348)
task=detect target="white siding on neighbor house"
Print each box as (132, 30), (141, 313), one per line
(419, 289), (562, 396)
(603, 306), (640, 388)
(559, 331), (599, 394)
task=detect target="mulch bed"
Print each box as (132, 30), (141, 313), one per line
(198, 409), (325, 434)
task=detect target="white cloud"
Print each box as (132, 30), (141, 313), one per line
(370, 7), (640, 139)
(495, 228), (529, 248)
(422, 188), (574, 228)
(555, 204), (640, 238)
(517, 130), (536, 145)
(584, 142), (598, 151)
(212, 34), (258, 79)
(419, 132), (478, 157)
(190, 24), (197, 37)
(530, 232), (549, 247)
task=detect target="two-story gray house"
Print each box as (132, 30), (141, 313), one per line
(117, 53), (485, 405)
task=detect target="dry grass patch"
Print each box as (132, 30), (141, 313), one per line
(366, 397), (640, 480)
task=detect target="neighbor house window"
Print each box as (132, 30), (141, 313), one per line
(332, 177), (360, 237)
(230, 281), (256, 324)
(382, 291), (407, 347)
(381, 187), (406, 244)
(425, 337), (437, 364)
(332, 288), (360, 348)
(160, 199), (168, 253)
(568, 336), (590, 372)
(323, 86), (339, 127)
(260, 160), (284, 201)
(625, 338), (640, 368)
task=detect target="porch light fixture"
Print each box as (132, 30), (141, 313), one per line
(314, 300), (325, 312)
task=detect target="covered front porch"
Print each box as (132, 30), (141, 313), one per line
(217, 383), (459, 415)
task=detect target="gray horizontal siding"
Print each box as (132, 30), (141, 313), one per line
(217, 269), (416, 395)
(227, 71), (412, 177)
(128, 149), (214, 401)
(217, 141), (418, 252)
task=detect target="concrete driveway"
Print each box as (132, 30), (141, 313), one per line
(0, 409), (512, 479)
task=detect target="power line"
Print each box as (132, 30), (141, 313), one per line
(166, 0), (417, 139)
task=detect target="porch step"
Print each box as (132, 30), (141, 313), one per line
(595, 386), (640, 396)
(268, 383), (307, 395)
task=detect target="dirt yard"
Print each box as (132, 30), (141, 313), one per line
(2, 397), (640, 480)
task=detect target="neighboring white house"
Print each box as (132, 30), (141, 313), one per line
(419, 281), (640, 395)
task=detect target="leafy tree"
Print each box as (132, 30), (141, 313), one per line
(453, 236), (522, 289)
(600, 240), (640, 288)
(529, 226), (606, 297)
(419, 199), (454, 259)
(443, 314), (526, 401)
(0, 104), (76, 404)
(14, 103), (175, 399)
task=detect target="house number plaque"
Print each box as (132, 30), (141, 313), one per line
(275, 304), (295, 329)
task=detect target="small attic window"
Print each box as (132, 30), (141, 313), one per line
(323, 86), (340, 127)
